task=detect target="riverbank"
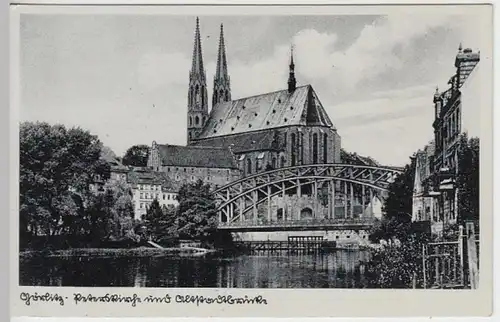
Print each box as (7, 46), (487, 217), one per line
(19, 246), (217, 259)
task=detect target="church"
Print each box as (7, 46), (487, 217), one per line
(147, 17), (342, 182)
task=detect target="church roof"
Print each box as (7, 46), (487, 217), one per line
(197, 84), (335, 139)
(191, 129), (280, 154)
(156, 144), (238, 169)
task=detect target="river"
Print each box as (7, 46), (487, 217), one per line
(20, 250), (371, 288)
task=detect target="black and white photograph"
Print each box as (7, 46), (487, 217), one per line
(13, 3), (492, 302)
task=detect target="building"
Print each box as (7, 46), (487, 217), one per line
(147, 142), (240, 188)
(127, 169), (180, 220)
(187, 19), (341, 176)
(432, 45), (480, 227)
(142, 17), (386, 221)
(411, 44), (480, 236)
(412, 141), (435, 223)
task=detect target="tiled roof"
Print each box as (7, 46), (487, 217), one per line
(197, 84), (334, 139)
(190, 129), (280, 153)
(156, 144), (238, 169)
(126, 170), (180, 191)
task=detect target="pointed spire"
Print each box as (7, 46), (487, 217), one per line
(215, 23), (229, 81)
(288, 44), (297, 93)
(190, 17), (205, 80)
(213, 23), (231, 107)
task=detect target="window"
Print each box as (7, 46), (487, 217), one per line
(140, 193), (144, 199)
(195, 116), (200, 125)
(184, 168), (186, 172)
(272, 157), (277, 168)
(168, 194), (171, 200)
(323, 133), (328, 163)
(313, 133), (318, 163)
(163, 194), (165, 200)
(280, 156), (286, 167)
(247, 158), (252, 174)
(291, 133), (296, 166)
(140, 203), (143, 209)
(257, 152), (264, 171)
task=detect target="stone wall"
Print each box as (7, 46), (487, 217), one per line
(233, 229), (371, 245)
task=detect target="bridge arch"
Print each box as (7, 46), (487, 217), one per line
(214, 163), (402, 227)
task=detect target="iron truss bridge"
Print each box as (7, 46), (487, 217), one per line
(214, 163), (403, 229)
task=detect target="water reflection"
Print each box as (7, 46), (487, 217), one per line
(20, 250), (370, 288)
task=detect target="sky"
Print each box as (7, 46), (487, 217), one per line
(20, 13), (488, 166)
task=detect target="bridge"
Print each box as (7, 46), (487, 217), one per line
(214, 163), (403, 232)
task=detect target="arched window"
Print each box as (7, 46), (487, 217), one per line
(323, 133), (328, 163)
(272, 157), (277, 169)
(195, 115), (200, 125)
(313, 133), (318, 163)
(219, 89), (224, 102)
(291, 133), (296, 166)
(247, 158), (252, 174)
(300, 132), (304, 164)
(189, 116), (192, 127)
(280, 156), (286, 168)
(225, 90), (229, 101)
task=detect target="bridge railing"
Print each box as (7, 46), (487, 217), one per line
(218, 217), (375, 228)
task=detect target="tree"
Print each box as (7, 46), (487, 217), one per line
(142, 199), (178, 243)
(368, 157), (416, 243)
(19, 122), (110, 239)
(457, 134), (479, 224)
(122, 144), (150, 167)
(176, 180), (218, 240)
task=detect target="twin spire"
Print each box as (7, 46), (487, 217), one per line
(190, 17), (205, 80)
(189, 17), (298, 109)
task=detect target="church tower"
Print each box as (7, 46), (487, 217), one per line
(288, 45), (297, 93)
(212, 23), (231, 108)
(187, 17), (209, 145)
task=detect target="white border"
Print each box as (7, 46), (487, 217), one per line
(7, 1), (496, 319)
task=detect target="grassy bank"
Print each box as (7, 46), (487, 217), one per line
(19, 246), (217, 260)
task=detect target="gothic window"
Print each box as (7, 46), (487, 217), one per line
(219, 89), (224, 102)
(280, 156), (286, 168)
(195, 116), (200, 125)
(323, 133), (328, 163)
(300, 132), (304, 164)
(272, 157), (277, 168)
(189, 117), (192, 126)
(313, 133), (318, 164)
(291, 133), (296, 166)
(247, 158), (252, 174)
(225, 90), (229, 101)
